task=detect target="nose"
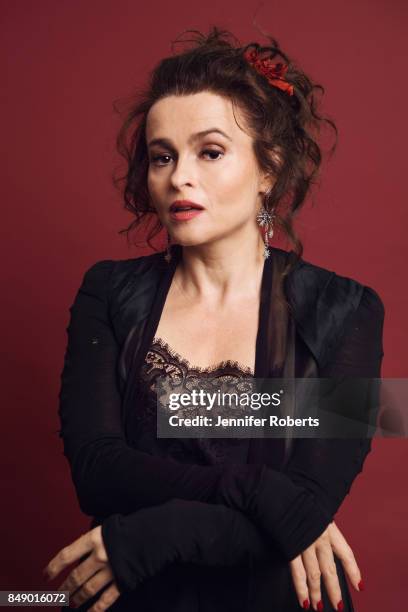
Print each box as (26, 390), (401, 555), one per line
(169, 153), (196, 190)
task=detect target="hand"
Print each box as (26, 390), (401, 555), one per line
(43, 526), (121, 611)
(289, 521), (363, 611)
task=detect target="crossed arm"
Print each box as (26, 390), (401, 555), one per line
(58, 260), (384, 592)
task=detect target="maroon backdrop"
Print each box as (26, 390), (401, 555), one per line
(1, 1), (407, 610)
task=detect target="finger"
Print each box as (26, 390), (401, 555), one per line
(328, 523), (363, 592)
(44, 532), (93, 581)
(290, 556), (311, 609)
(302, 546), (322, 611)
(88, 582), (121, 612)
(71, 567), (114, 607)
(315, 535), (343, 611)
(57, 550), (105, 595)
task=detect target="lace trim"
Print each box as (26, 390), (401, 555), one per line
(133, 335), (253, 465)
(151, 335), (255, 376)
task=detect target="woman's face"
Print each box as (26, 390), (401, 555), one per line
(146, 91), (271, 248)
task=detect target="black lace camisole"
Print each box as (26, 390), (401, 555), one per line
(130, 335), (255, 466)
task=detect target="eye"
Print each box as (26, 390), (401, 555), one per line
(201, 148), (224, 161)
(150, 154), (172, 166)
(150, 148), (224, 166)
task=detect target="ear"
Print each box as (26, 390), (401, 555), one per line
(259, 174), (272, 195)
(259, 146), (284, 194)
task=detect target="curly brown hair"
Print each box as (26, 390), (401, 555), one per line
(112, 25), (338, 275)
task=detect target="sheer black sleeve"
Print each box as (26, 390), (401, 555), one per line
(101, 500), (270, 593)
(281, 286), (385, 519)
(58, 260), (225, 518)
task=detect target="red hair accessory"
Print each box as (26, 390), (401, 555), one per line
(244, 48), (294, 96)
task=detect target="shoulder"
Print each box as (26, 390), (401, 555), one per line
(275, 248), (385, 366)
(281, 248), (384, 316)
(357, 284), (385, 319)
(82, 250), (165, 279)
(79, 250), (166, 297)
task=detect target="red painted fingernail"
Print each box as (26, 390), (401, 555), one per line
(358, 579), (365, 591)
(317, 601), (324, 611)
(302, 599), (310, 610)
(337, 600), (344, 611)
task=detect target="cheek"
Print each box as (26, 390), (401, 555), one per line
(147, 170), (156, 193)
(215, 174), (240, 196)
(215, 156), (257, 194)
(147, 171), (165, 204)
(210, 166), (257, 211)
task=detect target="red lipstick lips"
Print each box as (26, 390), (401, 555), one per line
(169, 200), (205, 222)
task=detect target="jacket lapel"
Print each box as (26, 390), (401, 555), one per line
(112, 246), (365, 407)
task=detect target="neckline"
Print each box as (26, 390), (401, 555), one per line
(137, 244), (273, 380)
(151, 334), (255, 376)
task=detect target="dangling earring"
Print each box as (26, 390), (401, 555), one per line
(256, 196), (275, 259)
(164, 229), (172, 263)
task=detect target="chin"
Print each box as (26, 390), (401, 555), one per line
(168, 227), (208, 246)
(172, 238), (204, 248)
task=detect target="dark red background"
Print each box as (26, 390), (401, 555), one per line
(1, 1), (407, 609)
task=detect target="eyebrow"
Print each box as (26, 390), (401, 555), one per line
(147, 128), (232, 149)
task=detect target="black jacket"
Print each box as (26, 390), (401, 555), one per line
(58, 245), (385, 611)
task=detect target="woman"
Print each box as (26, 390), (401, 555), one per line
(44, 27), (384, 612)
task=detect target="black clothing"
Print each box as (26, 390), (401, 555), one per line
(57, 245), (385, 611)
(132, 335), (253, 465)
